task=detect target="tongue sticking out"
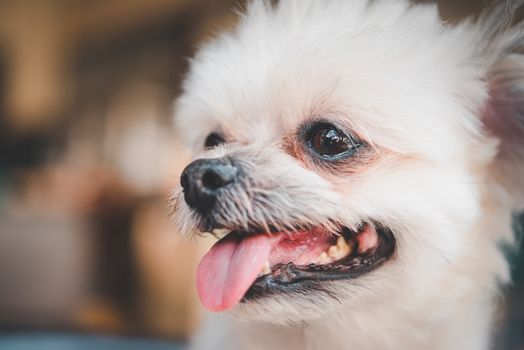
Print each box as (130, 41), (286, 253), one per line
(196, 233), (272, 312)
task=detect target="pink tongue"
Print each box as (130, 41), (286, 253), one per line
(196, 234), (272, 312)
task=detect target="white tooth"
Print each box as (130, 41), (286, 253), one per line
(319, 252), (330, 264)
(260, 261), (271, 275)
(212, 228), (231, 239)
(336, 236), (352, 257)
(212, 228), (231, 236)
(327, 237), (352, 260)
(328, 245), (339, 258)
(336, 236), (346, 249)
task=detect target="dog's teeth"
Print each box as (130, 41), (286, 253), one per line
(328, 245), (339, 258)
(260, 261), (271, 275)
(336, 236), (346, 249)
(212, 228), (231, 235)
(212, 228), (231, 239)
(327, 237), (352, 260)
(319, 252), (330, 264)
(336, 236), (352, 256)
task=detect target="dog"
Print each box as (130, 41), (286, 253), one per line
(171, 1), (524, 349)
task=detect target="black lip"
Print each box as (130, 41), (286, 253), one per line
(242, 225), (396, 302)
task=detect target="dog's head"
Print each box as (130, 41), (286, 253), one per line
(172, 0), (524, 324)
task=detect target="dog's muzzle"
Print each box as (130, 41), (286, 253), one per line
(177, 157), (397, 312)
(180, 157), (238, 214)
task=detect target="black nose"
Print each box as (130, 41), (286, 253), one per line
(180, 158), (238, 213)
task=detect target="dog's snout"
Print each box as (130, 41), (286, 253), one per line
(180, 158), (238, 213)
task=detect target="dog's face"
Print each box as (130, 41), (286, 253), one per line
(172, 0), (524, 324)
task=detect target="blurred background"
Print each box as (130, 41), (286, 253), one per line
(0, 0), (522, 349)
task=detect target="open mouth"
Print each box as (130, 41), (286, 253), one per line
(196, 222), (396, 312)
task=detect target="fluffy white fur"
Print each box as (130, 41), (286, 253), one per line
(172, 1), (524, 349)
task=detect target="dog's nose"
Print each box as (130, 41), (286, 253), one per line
(180, 158), (237, 213)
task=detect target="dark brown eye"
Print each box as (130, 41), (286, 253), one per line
(204, 132), (225, 149)
(309, 124), (361, 159)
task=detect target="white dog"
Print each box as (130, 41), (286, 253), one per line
(171, 1), (524, 349)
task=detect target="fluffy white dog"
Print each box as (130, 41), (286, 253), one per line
(171, 1), (524, 349)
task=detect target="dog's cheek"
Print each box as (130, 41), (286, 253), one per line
(348, 159), (481, 255)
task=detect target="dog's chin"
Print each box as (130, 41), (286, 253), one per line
(230, 285), (348, 324)
(196, 220), (396, 321)
(230, 277), (373, 325)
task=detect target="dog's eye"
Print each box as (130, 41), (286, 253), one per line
(204, 132), (225, 149)
(308, 124), (361, 159)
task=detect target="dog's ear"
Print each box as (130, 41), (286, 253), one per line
(476, 2), (524, 210)
(483, 38), (524, 211)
